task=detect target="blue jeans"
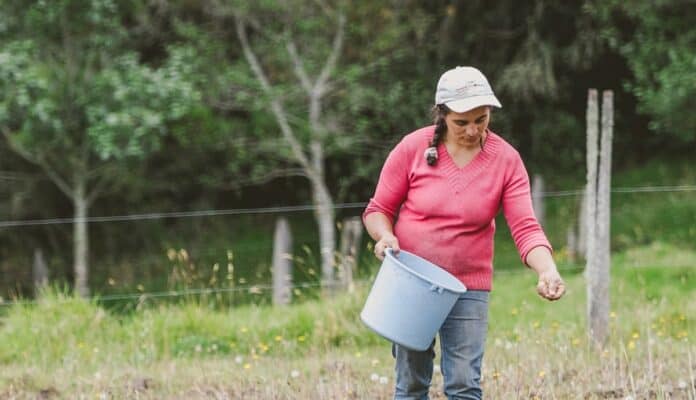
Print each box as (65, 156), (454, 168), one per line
(392, 291), (489, 400)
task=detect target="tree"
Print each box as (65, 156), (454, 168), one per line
(231, 2), (345, 293)
(212, 1), (435, 293)
(0, 0), (201, 296)
(588, 0), (696, 141)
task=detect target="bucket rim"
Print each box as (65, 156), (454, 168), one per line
(385, 248), (467, 294)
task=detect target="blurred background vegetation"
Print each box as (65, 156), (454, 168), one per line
(0, 0), (694, 303)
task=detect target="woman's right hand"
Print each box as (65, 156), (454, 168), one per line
(373, 233), (400, 261)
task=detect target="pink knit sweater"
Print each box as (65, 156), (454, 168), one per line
(363, 126), (551, 291)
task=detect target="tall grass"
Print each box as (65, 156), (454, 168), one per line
(0, 246), (693, 399)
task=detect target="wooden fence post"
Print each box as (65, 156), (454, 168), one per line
(338, 217), (363, 293)
(532, 174), (545, 227)
(585, 89), (613, 347)
(566, 226), (577, 263)
(33, 248), (49, 294)
(272, 217), (293, 306)
(595, 90), (614, 344)
(577, 188), (589, 259)
(585, 89), (600, 345)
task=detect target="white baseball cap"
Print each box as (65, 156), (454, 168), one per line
(435, 66), (502, 113)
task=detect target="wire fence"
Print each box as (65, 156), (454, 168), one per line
(0, 263), (590, 307)
(0, 184), (693, 308)
(1, 185), (695, 228)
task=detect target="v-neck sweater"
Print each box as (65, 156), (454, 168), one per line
(363, 125), (551, 291)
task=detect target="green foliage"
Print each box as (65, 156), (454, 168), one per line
(588, 0), (696, 140)
(85, 52), (201, 159)
(0, 1), (201, 164)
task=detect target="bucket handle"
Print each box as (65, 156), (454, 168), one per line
(429, 284), (444, 294)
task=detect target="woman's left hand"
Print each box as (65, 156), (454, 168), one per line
(536, 269), (566, 301)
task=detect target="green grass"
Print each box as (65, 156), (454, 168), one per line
(0, 247), (694, 398)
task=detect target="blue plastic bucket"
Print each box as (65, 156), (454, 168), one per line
(360, 249), (467, 351)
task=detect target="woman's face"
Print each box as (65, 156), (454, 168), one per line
(444, 106), (491, 149)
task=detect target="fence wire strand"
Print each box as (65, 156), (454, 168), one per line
(1, 185), (695, 228)
(0, 265), (591, 307)
(0, 185), (693, 307)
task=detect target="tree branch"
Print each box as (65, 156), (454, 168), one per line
(234, 14), (312, 171)
(311, 0), (334, 17)
(38, 160), (74, 200)
(314, 12), (345, 98)
(0, 171), (40, 181)
(2, 127), (74, 198)
(307, 11), (345, 139)
(86, 174), (110, 206)
(2, 127), (36, 163)
(285, 41), (313, 94)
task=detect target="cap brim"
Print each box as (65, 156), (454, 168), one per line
(445, 95), (502, 113)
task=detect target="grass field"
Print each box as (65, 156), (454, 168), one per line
(0, 244), (694, 399)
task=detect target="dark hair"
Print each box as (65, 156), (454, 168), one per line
(427, 104), (450, 166)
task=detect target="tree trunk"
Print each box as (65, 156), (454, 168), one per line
(309, 173), (336, 296)
(73, 179), (90, 297)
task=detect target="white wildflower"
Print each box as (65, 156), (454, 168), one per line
(290, 370), (300, 378)
(370, 373), (379, 382)
(379, 376), (389, 385)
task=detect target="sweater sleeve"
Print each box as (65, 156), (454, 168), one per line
(502, 151), (552, 264)
(362, 140), (410, 224)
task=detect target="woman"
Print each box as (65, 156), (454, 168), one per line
(362, 66), (566, 400)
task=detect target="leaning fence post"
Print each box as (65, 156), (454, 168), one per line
(338, 217), (363, 293)
(33, 248), (49, 295)
(272, 217), (293, 306)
